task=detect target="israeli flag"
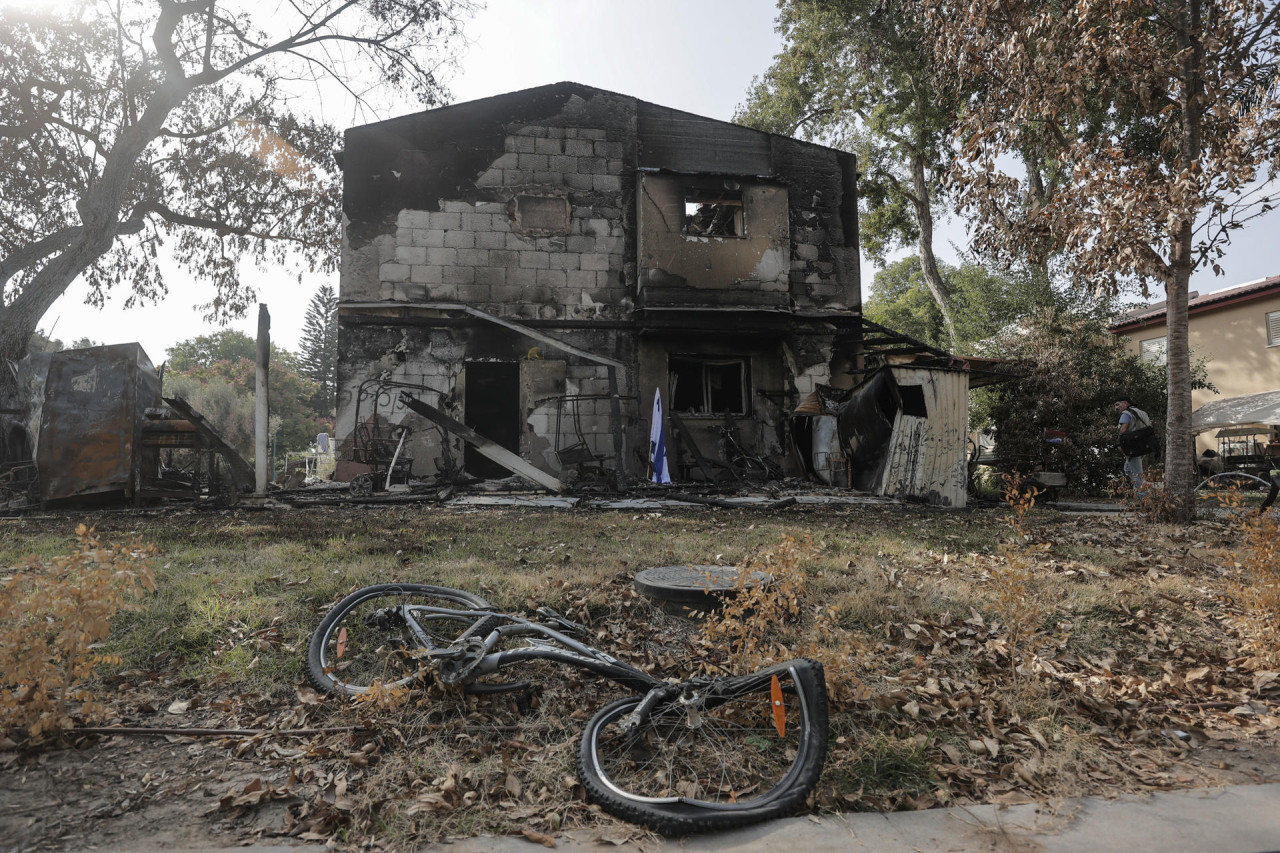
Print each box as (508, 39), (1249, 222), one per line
(650, 389), (672, 484)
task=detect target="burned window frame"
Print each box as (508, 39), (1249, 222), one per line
(682, 185), (746, 240)
(668, 354), (751, 416)
(510, 192), (571, 237)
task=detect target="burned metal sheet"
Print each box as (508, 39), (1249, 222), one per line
(17, 344), (250, 508)
(837, 367), (901, 493)
(36, 344), (161, 503)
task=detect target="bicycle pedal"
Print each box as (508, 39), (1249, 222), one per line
(535, 606), (587, 635)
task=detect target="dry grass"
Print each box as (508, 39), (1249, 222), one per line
(0, 525), (155, 740)
(2, 498), (1279, 848)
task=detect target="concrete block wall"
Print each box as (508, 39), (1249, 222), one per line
(335, 322), (634, 482)
(370, 122), (631, 322)
(789, 212), (846, 307)
(333, 327), (466, 481)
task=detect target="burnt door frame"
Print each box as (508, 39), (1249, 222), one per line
(463, 361), (521, 478)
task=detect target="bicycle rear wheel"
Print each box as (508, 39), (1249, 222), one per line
(577, 659), (828, 834)
(307, 583), (498, 697)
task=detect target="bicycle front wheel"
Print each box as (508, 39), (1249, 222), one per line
(307, 583), (497, 697)
(577, 659), (828, 834)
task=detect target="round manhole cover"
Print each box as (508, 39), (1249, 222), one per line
(634, 565), (773, 610)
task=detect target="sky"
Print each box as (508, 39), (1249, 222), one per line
(36, 0), (1280, 359)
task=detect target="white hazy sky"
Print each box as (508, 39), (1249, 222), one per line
(40, 0), (1280, 359)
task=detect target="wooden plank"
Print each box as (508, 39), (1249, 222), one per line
(668, 410), (718, 482)
(162, 396), (255, 487)
(398, 394), (566, 493)
(450, 304), (625, 370)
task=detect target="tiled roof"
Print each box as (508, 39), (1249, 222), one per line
(1110, 274), (1280, 331)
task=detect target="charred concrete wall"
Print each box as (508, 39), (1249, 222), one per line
(638, 174), (791, 304)
(334, 321), (632, 483)
(633, 102), (859, 312)
(341, 87), (638, 320)
(336, 83), (860, 485)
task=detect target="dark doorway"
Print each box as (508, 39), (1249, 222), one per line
(464, 361), (520, 478)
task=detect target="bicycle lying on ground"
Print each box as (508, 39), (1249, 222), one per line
(306, 583), (829, 834)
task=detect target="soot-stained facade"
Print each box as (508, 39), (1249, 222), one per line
(335, 82), (861, 487)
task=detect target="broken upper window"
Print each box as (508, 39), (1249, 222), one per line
(669, 355), (749, 415)
(683, 188), (744, 238)
(897, 384), (928, 418)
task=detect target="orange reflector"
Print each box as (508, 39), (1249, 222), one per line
(770, 674), (786, 737)
(336, 627), (348, 659)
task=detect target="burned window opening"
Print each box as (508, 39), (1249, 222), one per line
(512, 194), (570, 236)
(669, 356), (749, 415)
(683, 189), (744, 238)
(898, 384), (928, 418)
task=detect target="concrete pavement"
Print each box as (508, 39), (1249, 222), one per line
(442, 782), (1280, 853)
(76, 782), (1280, 852)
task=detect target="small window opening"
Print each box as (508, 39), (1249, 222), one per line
(513, 194), (569, 235)
(669, 356), (749, 415)
(1140, 336), (1167, 366)
(1267, 310), (1280, 347)
(683, 189), (744, 238)
(898, 384), (928, 418)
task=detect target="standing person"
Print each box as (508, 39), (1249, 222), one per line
(1115, 395), (1152, 491)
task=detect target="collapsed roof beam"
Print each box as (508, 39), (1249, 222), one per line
(399, 393), (566, 493)
(422, 303), (626, 372)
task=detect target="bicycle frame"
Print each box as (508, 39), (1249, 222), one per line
(395, 603), (662, 693)
(307, 582), (831, 834)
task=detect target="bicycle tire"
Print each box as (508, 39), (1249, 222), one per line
(576, 659), (828, 834)
(307, 583), (499, 697)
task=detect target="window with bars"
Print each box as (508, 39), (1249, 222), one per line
(1267, 310), (1280, 347)
(1140, 336), (1167, 366)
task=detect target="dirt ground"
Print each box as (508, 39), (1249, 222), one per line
(4, 497), (1280, 851)
(5, 690), (1279, 852)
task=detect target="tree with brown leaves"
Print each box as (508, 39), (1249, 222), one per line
(916, 0), (1280, 520)
(0, 0), (470, 401)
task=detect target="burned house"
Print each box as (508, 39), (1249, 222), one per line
(334, 82), (972, 505)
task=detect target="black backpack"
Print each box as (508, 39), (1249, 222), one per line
(1119, 408), (1158, 459)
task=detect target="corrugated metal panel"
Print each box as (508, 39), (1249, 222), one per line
(879, 368), (969, 508)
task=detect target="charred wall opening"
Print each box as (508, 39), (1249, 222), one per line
(463, 361), (520, 477)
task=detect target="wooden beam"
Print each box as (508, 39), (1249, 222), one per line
(162, 396), (255, 487)
(668, 410), (719, 483)
(439, 303), (626, 370)
(398, 394), (566, 493)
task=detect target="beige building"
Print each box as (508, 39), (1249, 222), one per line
(1110, 274), (1280, 453)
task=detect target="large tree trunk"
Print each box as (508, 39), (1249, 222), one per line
(1020, 150), (1058, 303)
(0, 254), (89, 405)
(908, 152), (959, 351)
(1164, 265), (1194, 518)
(1164, 0), (1203, 522)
